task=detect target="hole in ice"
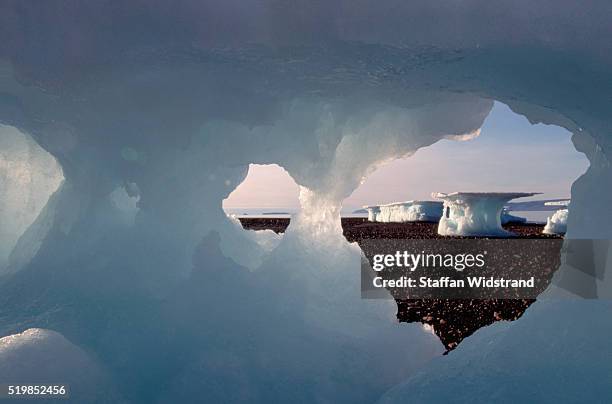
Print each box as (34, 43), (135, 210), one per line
(223, 163), (299, 233)
(0, 125), (64, 274)
(340, 101), (589, 352)
(214, 103), (589, 352)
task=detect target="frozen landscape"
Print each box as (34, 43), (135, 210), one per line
(0, 1), (611, 403)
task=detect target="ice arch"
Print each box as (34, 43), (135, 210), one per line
(220, 163), (300, 269)
(0, 54), (608, 404)
(222, 163), (299, 215)
(0, 1), (611, 402)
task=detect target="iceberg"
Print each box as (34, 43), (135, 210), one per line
(543, 209), (569, 235)
(543, 200), (570, 235)
(365, 201), (443, 222)
(544, 200), (571, 207)
(434, 192), (539, 236)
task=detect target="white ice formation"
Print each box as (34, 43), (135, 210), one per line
(544, 209), (569, 235)
(364, 201), (443, 223)
(434, 192), (539, 236)
(545, 200), (571, 207)
(543, 200), (570, 235)
(364, 205), (381, 222)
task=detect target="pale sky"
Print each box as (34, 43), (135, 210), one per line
(223, 102), (589, 211)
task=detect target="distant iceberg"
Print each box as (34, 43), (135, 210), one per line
(364, 201), (443, 223)
(505, 198), (572, 211)
(544, 200), (571, 207)
(543, 209), (568, 235)
(543, 200), (570, 235)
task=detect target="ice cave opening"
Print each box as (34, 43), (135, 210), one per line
(1, 5), (612, 400)
(219, 163), (302, 270)
(223, 163), (299, 220)
(0, 88), (607, 404)
(341, 101), (593, 353)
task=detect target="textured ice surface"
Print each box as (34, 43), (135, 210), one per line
(435, 192), (538, 236)
(0, 328), (124, 403)
(364, 206), (381, 222)
(365, 201), (443, 222)
(0, 1), (611, 402)
(543, 209), (569, 235)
